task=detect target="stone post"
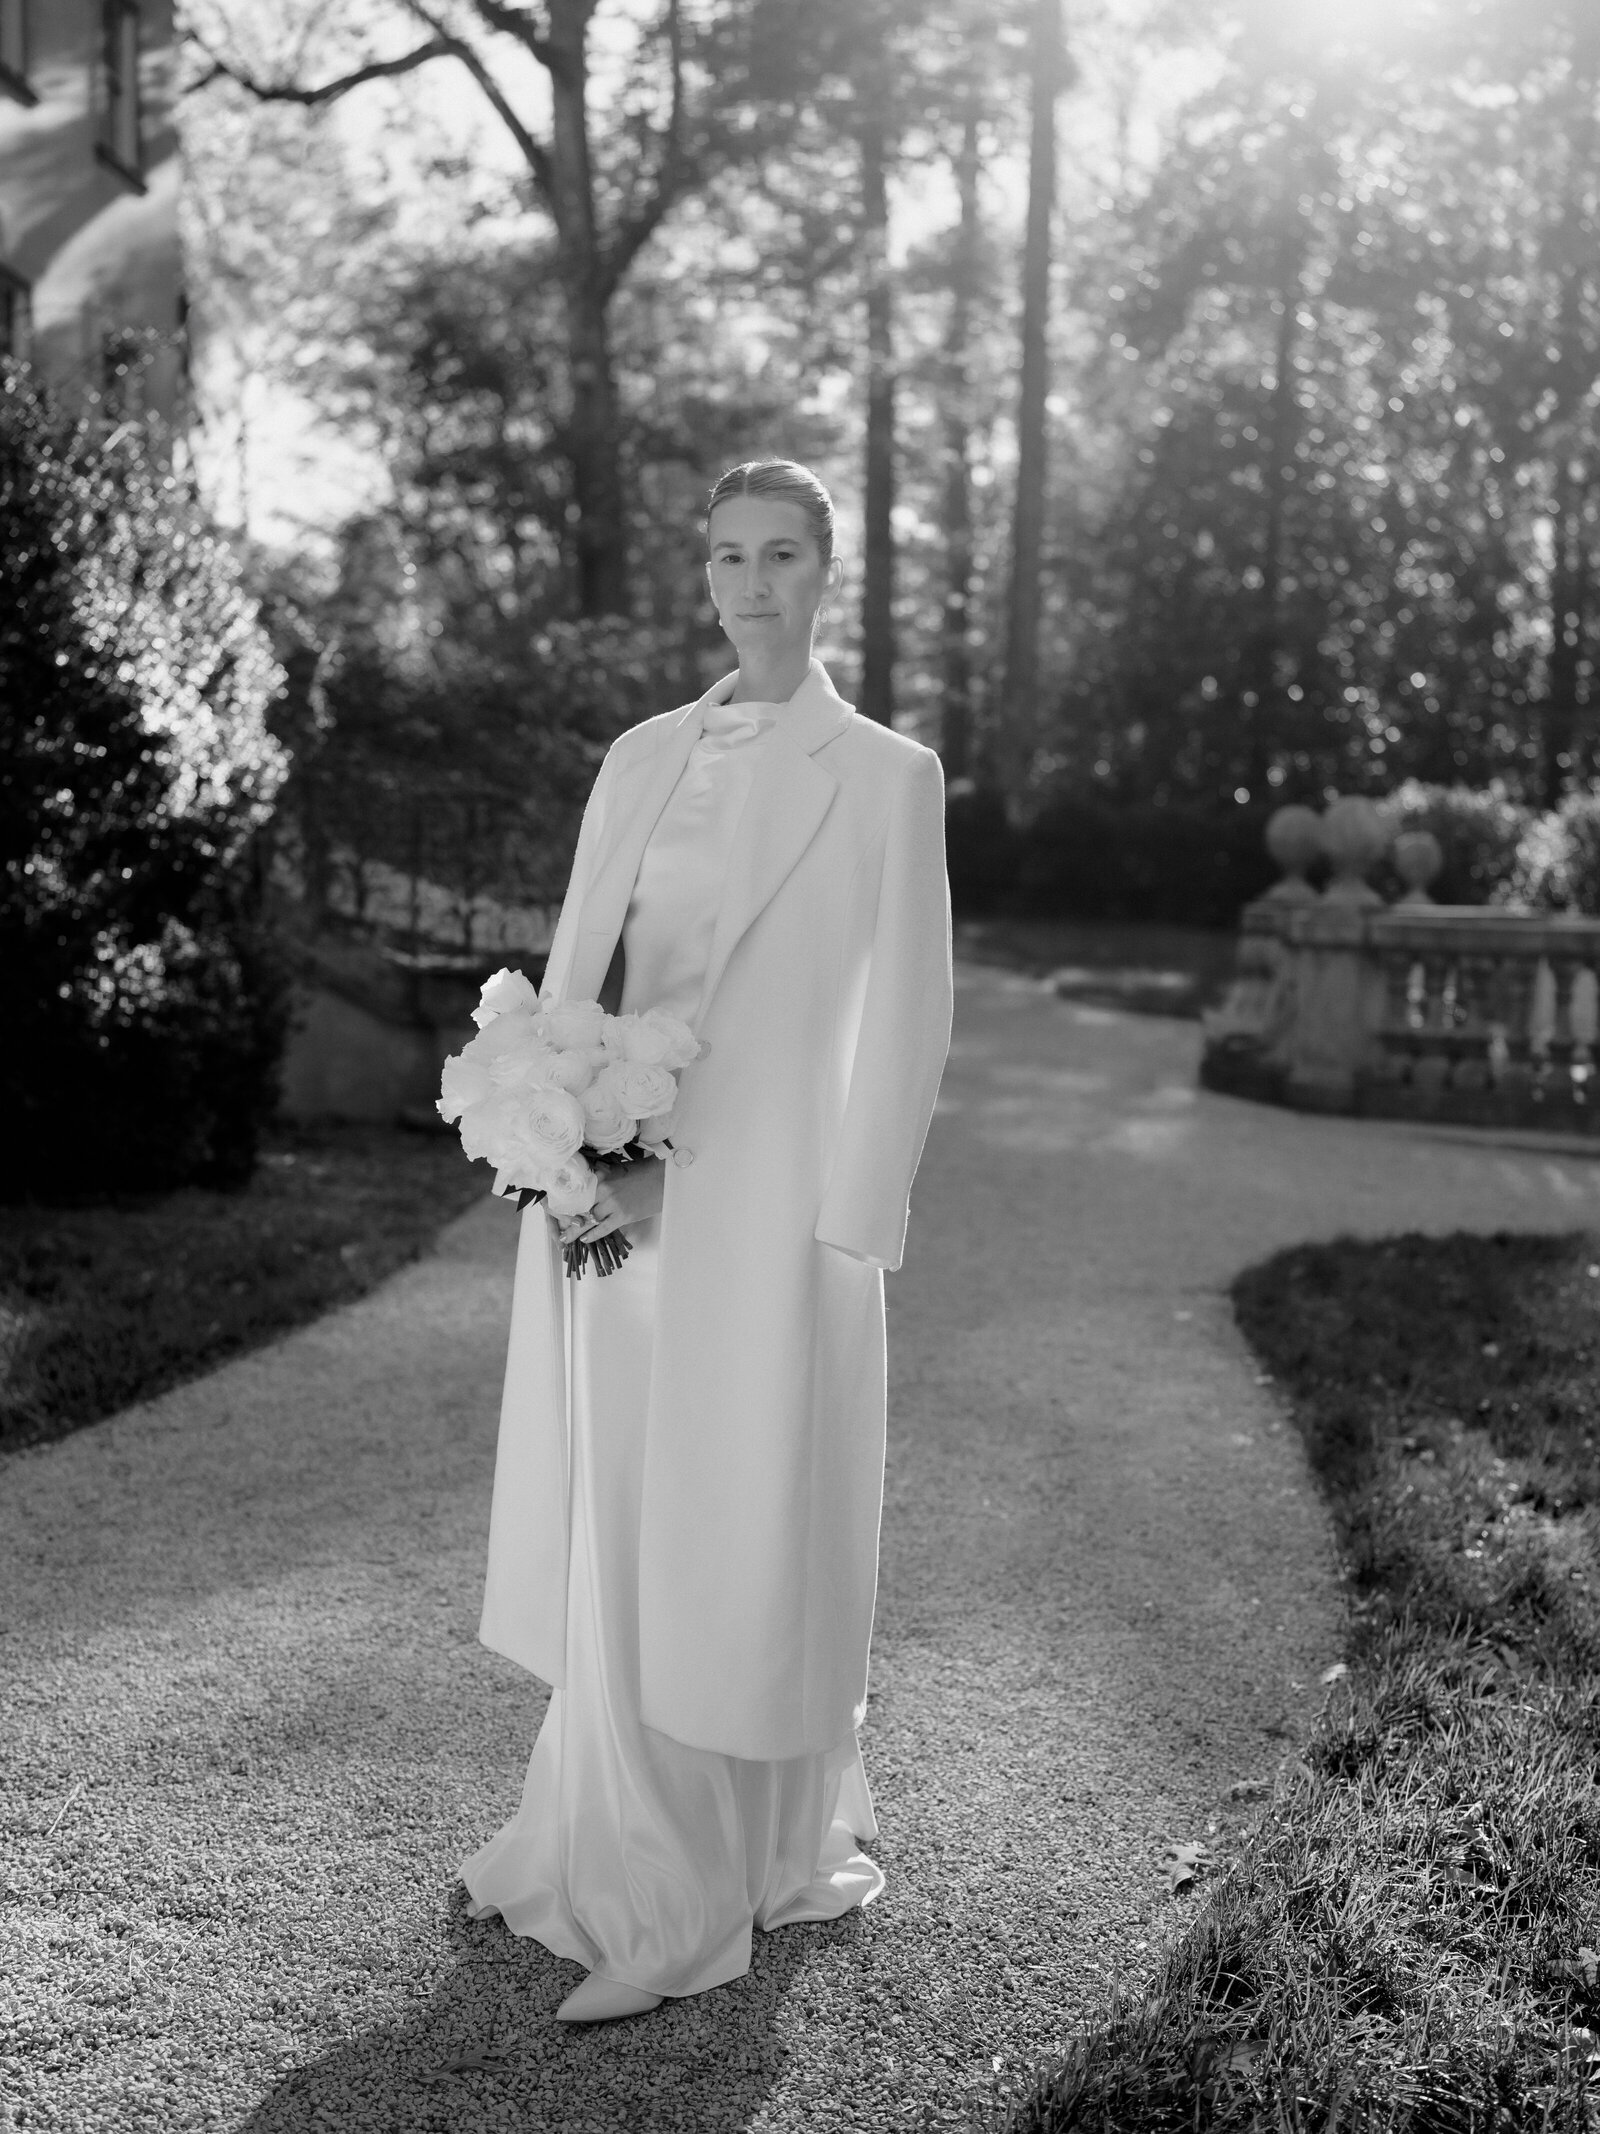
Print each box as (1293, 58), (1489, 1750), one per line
(1392, 829), (1444, 905)
(1282, 797), (1392, 1110)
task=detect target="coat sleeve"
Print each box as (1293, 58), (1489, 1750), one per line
(814, 745), (953, 1273)
(537, 745), (616, 1003)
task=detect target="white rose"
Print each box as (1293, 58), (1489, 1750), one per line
(635, 1007), (701, 1070)
(438, 1051), (495, 1123)
(492, 1158), (548, 1199)
(601, 1057), (677, 1122)
(473, 966), (541, 1027)
(580, 1072), (634, 1153)
(457, 1089), (523, 1166)
(635, 1109), (674, 1148)
(543, 998), (607, 1050)
(544, 1047), (597, 1095)
(496, 1133), (566, 1191)
(496, 1044), (571, 1097)
(520, 1085), (587, 1159)
(602, 1012), (667, 1065)
(464, 1016), (558, 1092)
(543, 1154), (599, 1217)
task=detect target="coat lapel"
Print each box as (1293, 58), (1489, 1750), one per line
(691, 661), (851, 1027)
(560, 659), (854, 1019)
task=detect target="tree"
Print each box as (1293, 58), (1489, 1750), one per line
(996, 0), (1066, 800)
(1047, 0), (1600, 819)
(937, 85), (983, 779)
(855, 11), (898, 727)
(187, 0), (827, 617)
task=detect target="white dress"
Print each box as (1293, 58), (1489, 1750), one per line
(460, 697), (884, 1998)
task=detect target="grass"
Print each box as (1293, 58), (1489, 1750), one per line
(954, 917), (1237, 1018)
(990, 1232), (1600, 2133)
(0, 1120), (489, 1454)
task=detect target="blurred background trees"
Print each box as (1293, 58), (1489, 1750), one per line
(169, 0), (1600, 932)
(7, 0), (1599, 1197)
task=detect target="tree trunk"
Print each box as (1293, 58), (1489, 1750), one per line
(939, 98), (981, 782)
(1244, 217), (1305, 792)
(1543, 441), (1586, 806)
(1539, 24), (1598, 804)
(857, 36), (896, 727)
(997, 0), (1062, 802)
(545, 3), (630, 618)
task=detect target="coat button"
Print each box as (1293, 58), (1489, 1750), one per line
(671, 1146), (695, 1167)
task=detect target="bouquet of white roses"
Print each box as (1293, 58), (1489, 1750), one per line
(437, 967), (703, 1278)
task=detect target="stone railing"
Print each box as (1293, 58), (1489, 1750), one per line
(1201, 797), (1600, 1131)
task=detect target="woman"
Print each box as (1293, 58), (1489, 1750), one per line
(460, 459), (953, 2023)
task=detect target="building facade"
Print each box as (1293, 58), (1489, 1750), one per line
(0, 0), (182, 417)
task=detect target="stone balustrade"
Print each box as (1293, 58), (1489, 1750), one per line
(1201, 798), (1600, 1130)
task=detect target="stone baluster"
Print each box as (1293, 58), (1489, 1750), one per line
(1571, 961), (1599, 1097)
(1488, 952), (1538, 1099)
(1451, 951), (1498, 1092)
(1553, 956), (1578, 1092)
(1411, 952), (1454, 1091)
(1382, 949), (1419, 1032)
(1529, 959), (1557, 1093)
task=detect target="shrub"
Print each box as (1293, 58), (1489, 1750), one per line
(944, 787), (1018, 917)
(0, 364), (288, 1198)
(1000, 791), (1276, 929)
(1510, 786), (1600, 914)
(263, 550), (677, 941)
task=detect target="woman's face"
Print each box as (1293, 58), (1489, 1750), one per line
(705, 497), (841, 665)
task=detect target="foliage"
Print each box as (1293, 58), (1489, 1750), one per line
(262, 530), (678, 939)
(182, 0), (1600, 908)
(1054, 0), (1600, 821)
(946, 788), (1276, 927)
(0, 1122), (488, 1450)
(0, 365), (288, 1198)
(1511, 788), (1600, 916)
(998, 1229), (1600, 2131)
(1011, 792), (1277, 928)
(1378, 779), (1536, 907)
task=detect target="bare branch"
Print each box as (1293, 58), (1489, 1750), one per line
(598, 0), (691, 304)
(400, 0), (555, 198)
(184, 25), (456, 107)
(464, 0), (554, 59)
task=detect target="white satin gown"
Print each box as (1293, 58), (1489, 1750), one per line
(460, 695), (884, 1998)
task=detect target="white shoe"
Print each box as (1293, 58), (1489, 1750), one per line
(555, 1971), (663, 2024)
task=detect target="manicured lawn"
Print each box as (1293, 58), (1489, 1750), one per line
(1002, 1231), (1600, 2132)
(955, 917), (1237, 1018)
(0, 1123), (489, 1454)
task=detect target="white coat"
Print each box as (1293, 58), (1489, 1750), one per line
(476, 659), (953, 1760)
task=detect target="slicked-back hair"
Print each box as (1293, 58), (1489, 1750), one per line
(705, 459), (835, 567)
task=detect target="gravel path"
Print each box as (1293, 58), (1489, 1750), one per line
(6, 960), (1600, 2134)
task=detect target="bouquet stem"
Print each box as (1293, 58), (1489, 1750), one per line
(562, 1231), (634, 1281)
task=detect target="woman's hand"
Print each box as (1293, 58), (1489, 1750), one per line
(568, 1157), (666, 1246)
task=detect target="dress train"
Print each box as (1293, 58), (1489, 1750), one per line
(461, 1215), (883, 1998)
